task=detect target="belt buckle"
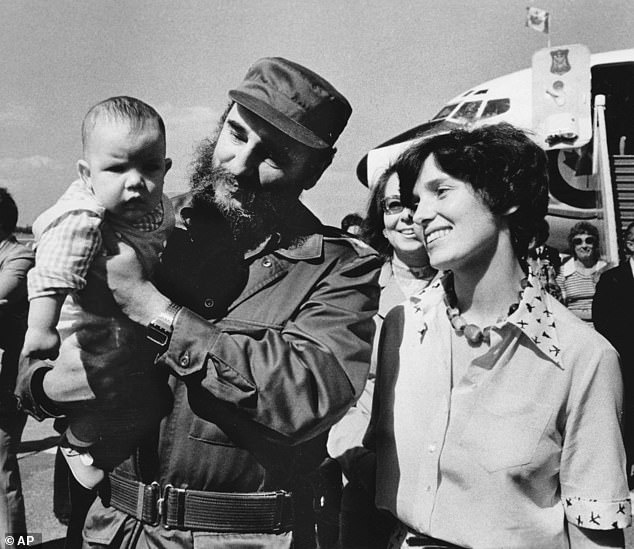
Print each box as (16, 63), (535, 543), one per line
(272, 490), (288, 534)
(146, 481), (161, 526)
(156, 483), (172, 528)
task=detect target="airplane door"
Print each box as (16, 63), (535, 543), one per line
(532, 44), (592, 150)
(591, 61), (634, 155)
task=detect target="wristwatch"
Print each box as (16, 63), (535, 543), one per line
(146, 301), (182, 349)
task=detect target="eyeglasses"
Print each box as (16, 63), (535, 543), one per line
(572, 236), (596, 246)
(381, 195), (406, 215)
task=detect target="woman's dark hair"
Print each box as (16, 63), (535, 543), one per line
(0, 188), (18, 234)
(363, 164), (399, 259)
(394, 122), (549, 260)
(567, 221), (600, 259)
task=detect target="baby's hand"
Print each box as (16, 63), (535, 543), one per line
(21, 327), (60, 360)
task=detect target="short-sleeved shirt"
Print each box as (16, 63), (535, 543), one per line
(370, 273), (630, 549)
(28, 179), (166, 298)
(556, 258), (607, 323)
(0, 236), (34, 390)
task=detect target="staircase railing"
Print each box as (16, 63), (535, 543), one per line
(593, 94), (620, 266)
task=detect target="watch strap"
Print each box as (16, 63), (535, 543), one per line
(147, 301), (182, 348)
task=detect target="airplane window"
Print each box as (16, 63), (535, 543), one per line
(474, 89), (489, 95)
(432, 104), (458, 120)
(481, 98), (511, 119)
(453, 101), (482, 121)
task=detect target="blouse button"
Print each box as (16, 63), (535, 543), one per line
(262, 258), (273, 268)
(204, 298), (214, 309)
(179, 352), (190, 368)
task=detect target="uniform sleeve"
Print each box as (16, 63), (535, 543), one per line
(28, 211), (103, 298)
(159, 249), (380, 448)
(560, 343), (631, 530)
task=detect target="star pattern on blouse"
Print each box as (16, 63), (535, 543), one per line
(565, 496), (631, 531)
(409, 273), (563, 367)
(508, 273), (563, 368)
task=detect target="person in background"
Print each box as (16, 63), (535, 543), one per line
(328, 164), (437, 549)
(367, 123), (629, 548)
(556, 221), (607, 324)
(17, 57), (380, 548)
(341, 213), (364, 237)
(593, 220), (634, 488)
(526, 219), (563, 302)
(0, 188), (34, 539)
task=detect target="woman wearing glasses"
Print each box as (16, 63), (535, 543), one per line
(557, 222), (607, 324)
(367, 124), (628, 548)
(327, 164), (437, 549)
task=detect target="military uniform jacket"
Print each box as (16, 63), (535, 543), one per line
(18, 202), (380, 548)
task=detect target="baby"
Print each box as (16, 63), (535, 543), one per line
(22, 96), (174, 489)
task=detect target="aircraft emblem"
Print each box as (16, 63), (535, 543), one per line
(550, 49), (571, 75)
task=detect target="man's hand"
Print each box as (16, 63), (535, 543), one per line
(98, 232), (171, 325)
(21, 326), (60, 360)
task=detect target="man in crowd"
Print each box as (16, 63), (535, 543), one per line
(593, 221), (634, 488)
(0, 189), (34, 541)
(17, 56), (380, 548)
(340, 213), (364, 237)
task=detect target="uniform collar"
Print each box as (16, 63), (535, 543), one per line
(409, 271), (564, 368)
(275, 233), (323, 260)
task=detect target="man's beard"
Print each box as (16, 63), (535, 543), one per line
(189, 135), (298, 251)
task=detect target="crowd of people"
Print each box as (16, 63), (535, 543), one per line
(0, 56), (631, 549)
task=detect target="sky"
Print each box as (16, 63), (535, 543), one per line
(1, 0), (632, 227)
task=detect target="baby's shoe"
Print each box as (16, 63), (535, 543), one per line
(59, 444), (104, 490)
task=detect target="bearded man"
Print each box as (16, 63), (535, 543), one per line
(18, 57), (380, 548)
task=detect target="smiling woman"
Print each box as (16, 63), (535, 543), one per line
(327, 163), (437, 549)
(364, 123), (630, 549)
(556, 221), (607, 324)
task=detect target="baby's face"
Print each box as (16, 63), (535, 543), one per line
(80, 120), (170, 222)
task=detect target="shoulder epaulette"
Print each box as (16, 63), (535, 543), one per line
(322, 226), (378, 258)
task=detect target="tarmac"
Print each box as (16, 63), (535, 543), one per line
(18, 417), (65, 548)
(15, 416), (634, 548)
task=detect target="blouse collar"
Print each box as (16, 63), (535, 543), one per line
(409, 271), (564, 368)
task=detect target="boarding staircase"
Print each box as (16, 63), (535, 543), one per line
(613, 155), (634, 233)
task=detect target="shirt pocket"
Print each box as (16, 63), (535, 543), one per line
(459, 402), (552, 472)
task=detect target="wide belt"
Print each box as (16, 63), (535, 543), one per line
(105, 472), (294, 533)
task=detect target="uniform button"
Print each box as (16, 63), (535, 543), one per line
(262, 258), (272, 268)
(203, 298), (214, 309)
(179, 352), (190, 367)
